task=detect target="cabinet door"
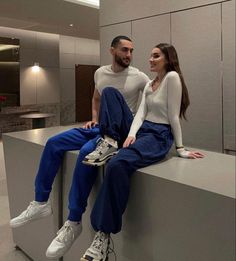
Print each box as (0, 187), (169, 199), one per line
(75, 64), (99, 122)
(172, 4), (222, 152)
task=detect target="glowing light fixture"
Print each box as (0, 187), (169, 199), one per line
(64, 0), (99, 9)
(32, 62), (40, 73)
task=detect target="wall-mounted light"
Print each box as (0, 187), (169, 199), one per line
(32, 62), (40, 73)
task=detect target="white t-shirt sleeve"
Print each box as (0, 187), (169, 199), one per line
(94, 69), (99, 90)
(167, 72), (183, 147)
(128, 83), (149, 137)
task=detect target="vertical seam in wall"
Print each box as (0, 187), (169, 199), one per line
(131, 20), (133, 37)
(170, 13), (172, 44)
(59, 167), (63, 261)
(35, 70), (38, 105)
(100, 1), (232, 27)
(35, 33), (38, 105)
(221, 3), (224, 153)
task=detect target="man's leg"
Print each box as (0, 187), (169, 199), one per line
(35, 127), (100, 201)
(83, 87), (133, 166)
(10, 127), (100, 228)
(99, 87), (133, 144)
(68, 136), (101, 222)
(46, 136), (100, 259)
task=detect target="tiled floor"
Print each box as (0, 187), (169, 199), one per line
(0, 140), (31, 261)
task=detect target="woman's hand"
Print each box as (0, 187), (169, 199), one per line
(123, 136), (136, 148)
(83, 120), (98, 129)
(177, 148), (204, 159)
(187, 151), (204, 159)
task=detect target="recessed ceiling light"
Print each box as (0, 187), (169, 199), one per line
(64, 0), (99, 9)
(69, 24), (74, 27)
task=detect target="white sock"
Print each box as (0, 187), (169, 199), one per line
(67, 220), (80, 226)
(35, 201), (47, 205)
(104, 135), (118, 148)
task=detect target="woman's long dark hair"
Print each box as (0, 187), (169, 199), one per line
(155, 43), (190, 120)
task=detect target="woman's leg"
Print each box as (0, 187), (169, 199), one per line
(91, 122), (174, 234)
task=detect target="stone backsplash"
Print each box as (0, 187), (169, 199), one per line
(0, 103), (60, 136)
(60, 100), (75, 125)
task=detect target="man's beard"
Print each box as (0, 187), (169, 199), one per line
(115, 54), (130, 68)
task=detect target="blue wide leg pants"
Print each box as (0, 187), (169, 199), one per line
(34, 126), (101, 221)
(91, 87), (174, 234)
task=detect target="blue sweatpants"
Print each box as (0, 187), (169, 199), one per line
(34, 126), (101, 221)
(91, 87), (174, 234)
(99, 87), (133, 147)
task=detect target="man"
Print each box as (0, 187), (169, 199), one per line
(10, 35), (149, 260)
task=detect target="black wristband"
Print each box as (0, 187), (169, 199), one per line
(176, 146), (184, 149)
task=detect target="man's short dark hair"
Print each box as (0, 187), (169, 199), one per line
(111, 35), (132, 48)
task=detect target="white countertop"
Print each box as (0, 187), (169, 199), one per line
(3, 124), (235, 199)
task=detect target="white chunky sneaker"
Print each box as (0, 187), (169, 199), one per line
(81, 231), (110, 261)
(10, 201), (52, 228)
(46, 220), (82, 259)
(82, 138), (118, 166)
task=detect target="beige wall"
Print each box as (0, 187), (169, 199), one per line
(59, 35), (100, 124)
(0, 26), (60, 105)
(100, 0), (231, 26)
(0, 26), (100, 125)
(99, 0), (235, 153)
(222, 0), (235, 153)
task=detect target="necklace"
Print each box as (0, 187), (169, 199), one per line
(151, 76), (161, 92)
(152, 76), (159, 85)
(151, 73), (167, 91)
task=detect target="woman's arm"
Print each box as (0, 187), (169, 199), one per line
(167, 72), (183, 147)
(123, 83), (149, 147)
(167, 72), (204, 159)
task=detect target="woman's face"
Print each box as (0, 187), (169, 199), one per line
(149, 48), (167, 73)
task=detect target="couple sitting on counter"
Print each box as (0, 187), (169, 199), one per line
(10, 35), (203, 261)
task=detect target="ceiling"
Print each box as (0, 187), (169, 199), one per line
(0, 0), (99, 39)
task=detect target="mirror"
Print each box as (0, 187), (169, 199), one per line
(0, 36), (20, 106)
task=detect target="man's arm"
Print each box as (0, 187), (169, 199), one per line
(83, 88), (101, 128)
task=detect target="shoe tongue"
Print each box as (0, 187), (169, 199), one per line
(57, 227), (70, 242)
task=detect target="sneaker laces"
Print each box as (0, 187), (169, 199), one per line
(107, 236), (117, 261)
(91, 231), (108, 251)
(56, 222), (74, 243)
(24, 201), (38, 217)
(88, 138), (110, 158)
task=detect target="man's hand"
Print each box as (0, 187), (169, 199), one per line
(83, 120), (98, 129)
(123, 136), (136, 148)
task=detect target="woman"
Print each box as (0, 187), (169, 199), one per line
(81, 43), (204, 261)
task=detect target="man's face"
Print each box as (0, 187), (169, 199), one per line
(112, 40), (134, 68)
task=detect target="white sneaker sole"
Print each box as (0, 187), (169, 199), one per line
(46, 226), (82, 259)
(46, 242), (74, 260)
(80, 255), (108, 261)
(82, 151), (118, 166)
(10, 208), (52, 228)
